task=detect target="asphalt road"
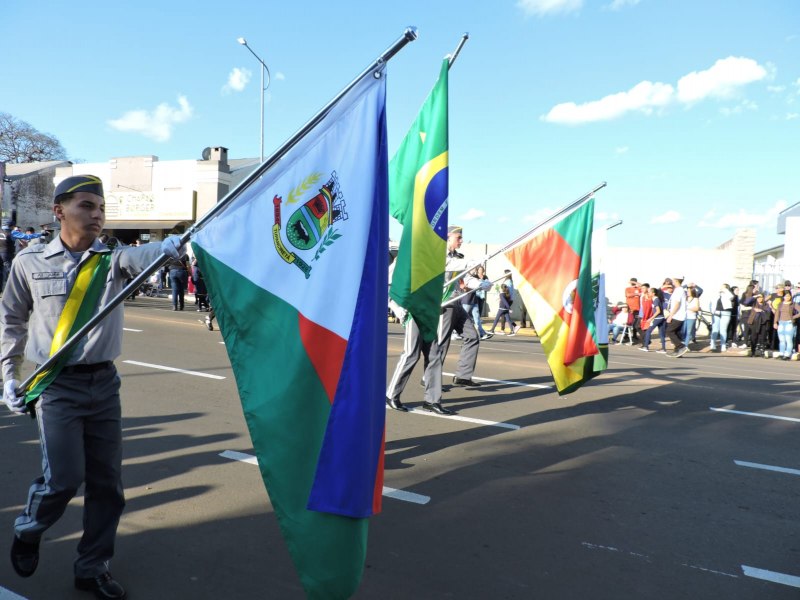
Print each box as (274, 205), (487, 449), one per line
(2, 296), (799, 599)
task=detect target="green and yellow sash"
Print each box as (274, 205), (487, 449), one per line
(25, 252), (111, 404)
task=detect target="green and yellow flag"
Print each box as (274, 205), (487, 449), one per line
(389, 59), (449, 342)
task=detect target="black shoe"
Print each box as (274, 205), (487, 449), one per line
(172, 307), (178, 311)
(386, 397), (408, 412)
(452, 376), (481, 387)
(75, 572), (127, 599)
(10, 535), (39, 578)
(421, 402), (455, 415)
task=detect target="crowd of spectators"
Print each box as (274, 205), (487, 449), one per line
(612, 277), (800, 360)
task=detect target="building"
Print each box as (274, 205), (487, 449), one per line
(1, 148), (259, 245)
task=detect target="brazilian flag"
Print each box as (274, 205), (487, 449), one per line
(389, 59), (448, 342)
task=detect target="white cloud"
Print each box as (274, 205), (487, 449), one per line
(460, 208), (486, 221)
(677, 56), (767, 103)
(698, 200), (787, 228)
(497, 216), (511, 223)
(650, 210), (681, 224)
(719, 99), (758, 117)
(615, 146), (629, 155)
(107, 96), (193, 142)
(275, 72), (286, 81)
(606, 0), (640, 10)
(543, 56), (768, 125)
(222, 67), (252, 95)
(788, 113), (799, 120)
(517, 0), (582, 17)
(542, 81), (673, 124)
(767, 85), (786, 93)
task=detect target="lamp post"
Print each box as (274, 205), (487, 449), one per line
(237, 37), (271, 163)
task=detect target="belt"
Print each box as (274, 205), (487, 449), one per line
(60, 361), (114, 374)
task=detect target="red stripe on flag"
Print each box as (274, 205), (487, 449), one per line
(298, 313), (347, 404)
(372, 426), (385, 514)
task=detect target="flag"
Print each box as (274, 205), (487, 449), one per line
(388, 58), (449, 341)
(191, 72), (388, 599)
(505, 198), (601, 395)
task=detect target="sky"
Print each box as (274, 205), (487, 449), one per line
(1, 0), (798, 251)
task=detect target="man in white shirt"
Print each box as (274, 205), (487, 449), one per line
(666, 275), (689, 357)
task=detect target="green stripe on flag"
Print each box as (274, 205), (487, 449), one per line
(194, 246), (368, 599)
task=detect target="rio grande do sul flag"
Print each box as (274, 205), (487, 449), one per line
(505, 198), (601, 395)
(388, 58), (448, 342)
(191, 73), (387, 599)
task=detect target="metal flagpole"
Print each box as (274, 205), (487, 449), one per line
(442, 181), (607, 293)
(17, 27), (419, 401)
(442, 272), (508, 308)
(448, 33), (469, 69)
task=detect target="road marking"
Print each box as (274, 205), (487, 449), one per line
(123, 328), (143, 332)
(710, 407), (800, 423)
(220, 450), (257, 464)
(443, 371), (552, 390)
(219, 451), (431, 504)
(734, 460), (800, 476)
(382, 487), (431, 505)
(122, 360), (226, 380)
(398, 406), (520, 430)
(742, 565), (800, 588)
(583, 542), (739, 579)
(0, 586), (28, 599)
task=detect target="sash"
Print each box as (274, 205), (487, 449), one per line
(25, 252), (112, 404)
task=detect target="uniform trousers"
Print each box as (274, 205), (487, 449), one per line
(438, 303), (479, 380)
(15, 364), (125, 578)
(386, 318), (443, 405)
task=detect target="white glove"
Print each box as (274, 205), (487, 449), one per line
(161, 236), (185, 259)
(3, 379), (25, 414)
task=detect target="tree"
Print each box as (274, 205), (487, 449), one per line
(0, 112), (67, 163)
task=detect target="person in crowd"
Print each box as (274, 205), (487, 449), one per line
(470, 265), (492, 340)
(167, 252), (189, 311)
(610, 305), (631, 344)
(684, 286), (701, 349)
(773, 290), (800, 360)
(641, 286), (667, 353)
(494, 270), (520, 336)
(727, 285), (740, 348)
(191, 257), (210, 312)
(625, 277), (641, 343)
(739, 284), (756, 345)
(665, 276), (688, 357)
(1, 174), (185, 600)
(1, 224), (42, 293)
(746, 293), (770, 357)
(710, 284), (734, 352)
(489, 284), (513, 336)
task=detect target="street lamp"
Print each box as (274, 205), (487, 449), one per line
(237, 37), (271, 163)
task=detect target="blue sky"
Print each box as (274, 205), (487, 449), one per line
(1, 0), (798, 251)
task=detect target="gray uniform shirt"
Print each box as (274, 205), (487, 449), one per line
(0, 236), (163, 382)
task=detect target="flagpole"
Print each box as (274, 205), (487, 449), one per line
(16, 27), (419, 403)
(441, 272), (508, 308)
(448, 33), (469, 69)
(443, 181), (607, 290)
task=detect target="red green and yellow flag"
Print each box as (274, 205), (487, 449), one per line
(506, 198), (603, 394)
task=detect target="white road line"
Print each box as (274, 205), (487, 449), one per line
(122, 360), (226, 380)
(220, 450), (257, 464)
(123, 328), (143, 332)
(742, 565), (800, 588)
(219, 451), (431, 504)
(398, 406), (520, 430)
(734, 460), (800, 477)
(443, 371), (552, 390)
(0, 586), (28, 599)
(381, 487), (431, 505)
(710, 407), (800, 423)
(681, 563), (739, 578)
